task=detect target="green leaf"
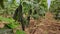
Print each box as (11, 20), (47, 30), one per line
(16, 30), (26, 34)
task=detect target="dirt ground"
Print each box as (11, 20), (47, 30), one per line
(25, 12), (60, 34)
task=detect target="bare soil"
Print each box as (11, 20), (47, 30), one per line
(25, 12), (60, 34)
